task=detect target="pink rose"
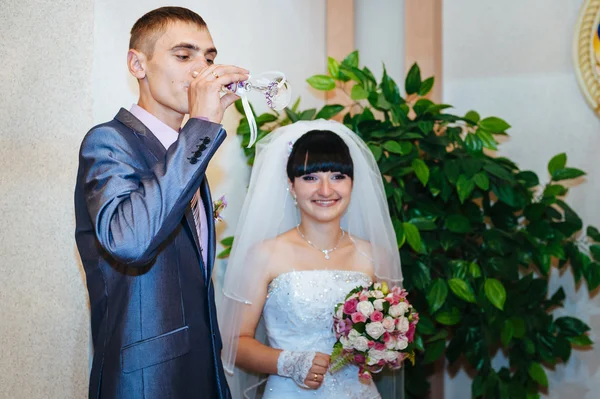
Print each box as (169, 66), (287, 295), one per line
(351, 312), (367, 323)
(370, 310), (384, 322)
(406, 322), (416, 342)
(374, 342), (386, 351)
(354, 354), (366, 364)
(382, 317), (396, 332)
(344, 299), (358, 314)
(359, 294), (369, 302)
(359, 369), (372, 380)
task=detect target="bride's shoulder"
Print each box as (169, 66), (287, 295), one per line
(348, 235), (374, 258)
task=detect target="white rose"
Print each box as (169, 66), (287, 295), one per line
(348, 329), (361, 342)
(373, 283), (382, 290)
(385, 350), (399, 362)
(397, 317), (409, 333)
(396, 337), (408, 350)
(373, 290), (384, 299)
(373, 299), (386, 311)
(353, 336), (370, 352)
(365, 322), (385, 340)
(367, 349), (386, 365)
(335, 305), (344, 319)
(397, 301), (409, 314)
(357, 301), (375, 317)
(389, 302), (409, 317)
(382, 316), (395, 332)
(340, 336), (353, 349)
(385, 336), (397, 349)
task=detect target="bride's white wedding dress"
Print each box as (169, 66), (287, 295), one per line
(261, 269), (381, 399)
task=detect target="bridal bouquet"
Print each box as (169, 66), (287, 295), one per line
(330, 282), (418, 380)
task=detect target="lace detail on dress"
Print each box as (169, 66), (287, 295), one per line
(277, 350), (316, 388)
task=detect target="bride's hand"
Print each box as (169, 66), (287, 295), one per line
(303, 352), (330, 389)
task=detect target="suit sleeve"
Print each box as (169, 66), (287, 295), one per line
(79, 118), (226, 266)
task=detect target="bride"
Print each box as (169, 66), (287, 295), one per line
(219, 119), (404, 398)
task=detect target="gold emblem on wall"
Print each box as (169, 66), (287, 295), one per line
(574, 0), (600, 115)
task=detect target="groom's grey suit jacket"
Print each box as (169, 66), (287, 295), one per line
(74, 109), (230, 399)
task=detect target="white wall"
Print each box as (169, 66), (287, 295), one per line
(443, 1), (600, 398)
(0, 0), (93, 398)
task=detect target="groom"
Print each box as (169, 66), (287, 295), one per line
(74, 7), (248, 399)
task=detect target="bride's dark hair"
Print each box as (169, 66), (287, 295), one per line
(286, 129), (354, 180)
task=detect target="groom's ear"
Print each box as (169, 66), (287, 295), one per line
(127, 49), (147, 80)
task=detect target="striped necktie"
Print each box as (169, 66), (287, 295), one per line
(190, 190), (206, 278)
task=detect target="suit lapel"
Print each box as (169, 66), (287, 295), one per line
(114, 108), (205, 268)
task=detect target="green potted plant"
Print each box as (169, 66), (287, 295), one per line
(220, 51), (597, 399)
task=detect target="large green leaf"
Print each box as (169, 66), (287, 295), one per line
(551, 167), (586, 181)
(448, 278), (477, 303)
(480, 116), (511, 132)
(327, 56), (341, 79)
(342, 50), (359, 68)
(427, 279), (449, 313)
(555, 316), (591, 336)
(548, 153), (567, 175)
(351, 84), (369, 100)
(445, 214), (472, 233)
(381, 67), (401, 104)
(306, 75), (336, 91)
(403, 222), (422, 251)
(220, 236), (234, 246)
(419, 77), (435, 96)
(456, 175), (475, 203)
(423, 339), (446, 364)
(435, 307), (461, 325)
(528, 362), (548, 387)
(412, 159), (430, 186)
(315, 104), (345, 120)
(473, 172), (490, 190)
(484, 278), (506, 310)
(405, 63), (422, 95)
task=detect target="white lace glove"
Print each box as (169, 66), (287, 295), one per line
(277, 350), (317, 388)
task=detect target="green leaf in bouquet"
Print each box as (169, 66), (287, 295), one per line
(548, 153), (567, 175)
(329, 342), (354, 373)
(306, 74), (336, 91)
(484, 278), (506, 310)
(448, 278), (476, 303)
(353, 322), (366, 334)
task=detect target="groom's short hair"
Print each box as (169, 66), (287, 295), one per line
(129, 6), (208, 59)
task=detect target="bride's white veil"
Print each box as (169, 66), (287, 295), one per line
(218, 119), (403, 398)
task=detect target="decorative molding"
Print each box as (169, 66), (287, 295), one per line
(574, 0), (600, 115)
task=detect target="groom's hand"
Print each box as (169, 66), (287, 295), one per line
(304, 352), (330, 389)
(188, 64), (249, 124)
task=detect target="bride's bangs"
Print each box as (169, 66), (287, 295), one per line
(286, 130), (354, 179)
